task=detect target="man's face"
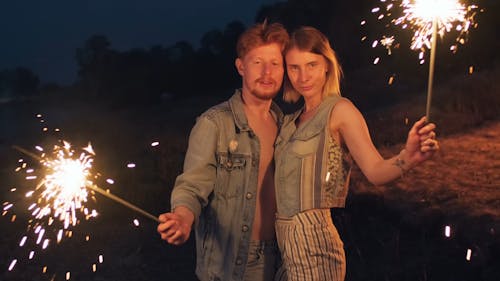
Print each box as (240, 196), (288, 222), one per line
(235, 43), (284, 100)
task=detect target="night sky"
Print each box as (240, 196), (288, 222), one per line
(0, 0), (279, 85)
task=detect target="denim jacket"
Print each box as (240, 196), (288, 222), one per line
(171, 89), (283, 281)
(274, 95), (351, 218)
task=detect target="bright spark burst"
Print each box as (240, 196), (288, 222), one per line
(37, 141), (97, 228)
(396, 0), (475, 50)
(3, 140), (100, 273)
(363, 0), (478, 61)
(34, 141), (97, 229)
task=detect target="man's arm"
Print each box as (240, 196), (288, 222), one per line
(157, 115), (219, 245)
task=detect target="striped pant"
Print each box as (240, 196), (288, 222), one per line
(275, 209), (346, 281)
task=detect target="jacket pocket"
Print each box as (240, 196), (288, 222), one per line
(214, 152), (248, 199)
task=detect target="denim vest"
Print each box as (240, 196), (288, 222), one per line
(274, 96), (351, 218)
(171, 89), (283, 281)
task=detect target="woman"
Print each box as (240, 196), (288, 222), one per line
(274, 26), (439, 280)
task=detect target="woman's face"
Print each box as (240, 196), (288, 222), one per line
(285, 47), (328, 100)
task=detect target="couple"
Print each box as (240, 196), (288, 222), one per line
(157, 22), (439, 281)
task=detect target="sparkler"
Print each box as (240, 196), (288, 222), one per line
(364, 0), (479, 120)
(12, 144), (160, 224)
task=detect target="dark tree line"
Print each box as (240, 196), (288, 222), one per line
(0, 68), (39, 101)
(1, 0), (498, 106)
(74, 21), (245, 104)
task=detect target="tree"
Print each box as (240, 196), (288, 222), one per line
(0, 67), (40, 98)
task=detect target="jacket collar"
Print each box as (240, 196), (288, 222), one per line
(228, 89), (284, 132)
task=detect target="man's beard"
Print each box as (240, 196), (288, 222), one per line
(251, 79), (280, 100)
(251, 89), (277, 100)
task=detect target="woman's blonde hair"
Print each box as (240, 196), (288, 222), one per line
(283, 26), (343, 103)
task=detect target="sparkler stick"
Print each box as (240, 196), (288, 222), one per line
(426, 17), (438, 121)
(12, 145), (160, 223)
(87, 184), (160, 223)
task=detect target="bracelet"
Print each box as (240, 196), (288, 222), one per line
(394, 149), (408, 178)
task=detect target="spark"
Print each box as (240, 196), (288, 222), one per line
(395, 0), (474, 50)
(445, 225), (451, 237)
(364, 0), (478, 61)
(8, 259), (17, 271)
(466, 248), (472, 261)
(380, 36), (395, 54)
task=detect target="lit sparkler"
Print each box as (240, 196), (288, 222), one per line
(12, 143), (160, 224)
(5, 140), (159, 275)
(363, 0), (479, 120)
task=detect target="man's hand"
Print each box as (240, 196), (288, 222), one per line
(157, 206), (194, 245)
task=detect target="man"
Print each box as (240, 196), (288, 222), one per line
(157, 22), (289, 281)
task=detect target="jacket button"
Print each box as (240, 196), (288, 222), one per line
(246, 192), (253, 199)
(242, 225), (249, 232)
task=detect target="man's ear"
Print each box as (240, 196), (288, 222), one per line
(235, 58), (244, 76)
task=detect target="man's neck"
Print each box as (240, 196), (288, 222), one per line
(241, 91), (273, 118)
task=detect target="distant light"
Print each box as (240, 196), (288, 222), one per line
(127, 163), (136, 168)
(468, 66), (474, 74)
(373, 57), (380, 64)
(66, 271), (71, 280)
(133, 219), (140, 226)
(99, 254), (104, 263)
(106, 179), (114, 184)
(466, 248), (472, 261)
(29, 251), (35, 259)
(151, 141), (160, 147)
